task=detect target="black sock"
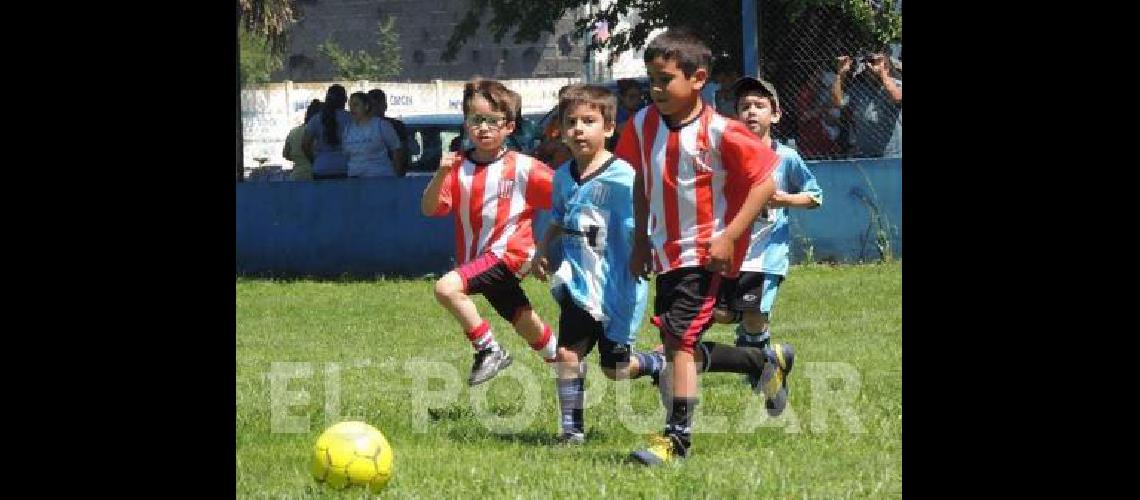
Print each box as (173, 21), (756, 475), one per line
(556, 377), (584, 434)
(664, 396), (697, 456)
(699, 341), (766, 374)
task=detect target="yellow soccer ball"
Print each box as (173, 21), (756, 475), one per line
(311, 421), (394, 493)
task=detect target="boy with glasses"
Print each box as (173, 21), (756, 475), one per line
(421, 78), (559, 386)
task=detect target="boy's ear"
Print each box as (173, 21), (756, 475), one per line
(501, 119), (516, 136)
(771, 108), (782, 124)
(691, 67), (709, 90)
(604, 121), (616, 139)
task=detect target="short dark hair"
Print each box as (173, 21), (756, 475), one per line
(462, 78), (516, 123)
(643, 28), (711, 78)
(558, 84), (618, 126)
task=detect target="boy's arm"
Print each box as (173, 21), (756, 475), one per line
(420, 152), (460, 216)
(769, 191), (820, 209)
(613, 119), (652, 280)
(629, 172), (652, 279)
(525, 159), (555, 209)
(531, 222), (563, 282)
(770, 156), (822, 209)
(708, 179), (775, 272)
(707, 124), (780, 273)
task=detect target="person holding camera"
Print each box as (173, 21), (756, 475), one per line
(831, 51), (902, 158)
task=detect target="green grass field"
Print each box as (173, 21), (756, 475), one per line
(237, 262), (901, 498)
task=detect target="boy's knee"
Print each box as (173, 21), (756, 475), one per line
(555, 348), (584, 377)
(713, 308), (739, 324)
(556, 347), (579, 363)
(742, 311), (769, 333)
(433, 273), (464, 303)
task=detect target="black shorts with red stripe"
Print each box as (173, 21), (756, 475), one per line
(458, 253), (532, 323)
(651, 267), (722, 354)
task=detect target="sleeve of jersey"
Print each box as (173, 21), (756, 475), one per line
(431, 167), (459, 217)
(550, 171), (567, 223)
(526, 160), (555, 209)
(720, 122), (778, 186)
(613, 119), (641, 174)
(792, 156), (824, 206)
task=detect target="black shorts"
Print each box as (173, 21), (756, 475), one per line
(717, 271), (768, 313)
(650, 267), (722, 354)
(458, 253), (532, 323)
(557, 295), (631, 370)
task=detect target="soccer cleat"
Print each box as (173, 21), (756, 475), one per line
(468, 348), (513, 386)
(555, 432), (585, 445)
(752, 343), (795, 416)
(630, 434), (681, 465)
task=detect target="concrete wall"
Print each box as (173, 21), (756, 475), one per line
(236, 158), (901, 278)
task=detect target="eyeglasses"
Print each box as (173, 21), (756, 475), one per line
(465, 114), (507, 129)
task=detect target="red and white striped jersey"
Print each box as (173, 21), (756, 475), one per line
(432, 150), (554, 275)
(614, 103), (778, 277)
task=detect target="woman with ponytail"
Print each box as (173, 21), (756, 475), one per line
(302, 84), (350, 180)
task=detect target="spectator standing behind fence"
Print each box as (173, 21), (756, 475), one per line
(831, 51), (902, 158)
(283, 99), (322, 181)
(368, 89), (416, 172)
(343, 92), (404, 178)
(303, 84), (351, 180)
(795, 69), (842, 158)
(710, 59), (741, 118)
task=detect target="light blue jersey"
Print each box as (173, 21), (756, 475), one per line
(740, 142), (823, 276)
(548, 156), (648, 345)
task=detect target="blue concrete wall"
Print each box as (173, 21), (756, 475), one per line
(236, 158), (900, 278)
(789, 158), (901, 263)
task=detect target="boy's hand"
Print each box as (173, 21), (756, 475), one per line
(439, 152), (460, 172)
(629, 235), (653, 280)
(768, 190), (788, 208)
(705, 234), (734, 274)
(531, 255), (550, 282)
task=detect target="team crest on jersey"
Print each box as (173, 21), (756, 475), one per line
(589, 183), (611, 206)
(691, 147), (714, 173)
(498, 179), (515, 199)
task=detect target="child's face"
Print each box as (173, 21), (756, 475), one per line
(736, 92), (780, 137)
(646, 56), (707, 117)
(560, 102), (614, 160)
(465, 95), (516, 154)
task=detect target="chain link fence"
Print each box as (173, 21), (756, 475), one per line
(696, 1), (902, 160)
(758, 2), (902, 160)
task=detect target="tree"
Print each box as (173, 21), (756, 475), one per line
(236, 0), (298, 181)
(318, 17), (403, 81)
(443, 0), (901, 67)
(240, 28), (284, 86)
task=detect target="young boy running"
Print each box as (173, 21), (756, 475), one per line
(531, 84), (666, 445)
(421, 78), (559, 386)
(614, 29), (796, 465)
